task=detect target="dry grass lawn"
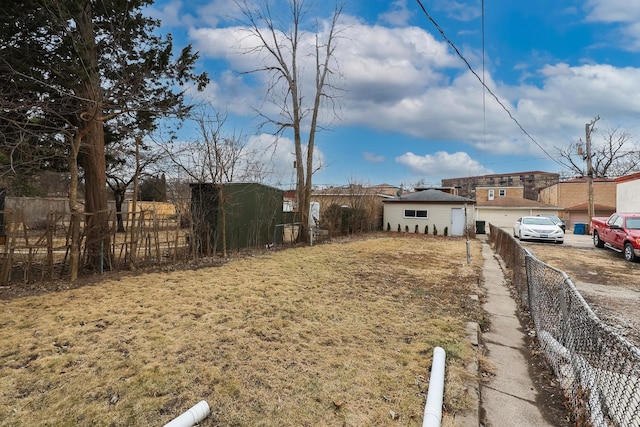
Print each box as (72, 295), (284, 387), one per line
(0, 234), (484, 426)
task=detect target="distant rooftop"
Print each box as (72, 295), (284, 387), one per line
(383, 189), (475, 203)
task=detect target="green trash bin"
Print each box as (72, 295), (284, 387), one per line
(475, 220), (486, 234)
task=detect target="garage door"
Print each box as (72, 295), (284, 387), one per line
(476, 209), (524, 229)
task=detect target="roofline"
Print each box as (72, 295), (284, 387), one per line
(475, 185), (524, 189)
(382, 199), (476, 204)
(442, 171), (559, 181)
(475, 206), (559, 210)
(557, 177), (617, 183)
(615, 171), (640, 183)
(189, 182), (283, 191)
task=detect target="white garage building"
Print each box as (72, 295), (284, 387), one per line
(475, 197), (562, 230)
(382, 189), (475, 236)
(616, 172), (640, 212)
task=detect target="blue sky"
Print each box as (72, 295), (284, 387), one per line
(147, 0), (640, 189)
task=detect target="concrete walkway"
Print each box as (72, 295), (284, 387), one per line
(479, 239), (554, 427)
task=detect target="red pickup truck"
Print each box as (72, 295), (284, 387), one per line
(591, 213), (640, 262)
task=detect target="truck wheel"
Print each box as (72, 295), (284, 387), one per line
(593, 231), (605, 248)
(624, 242), (637, 262)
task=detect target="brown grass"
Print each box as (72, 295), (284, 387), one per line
(0, 234), (484, 426)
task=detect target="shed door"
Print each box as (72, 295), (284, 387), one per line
(451, 208), (465, 236)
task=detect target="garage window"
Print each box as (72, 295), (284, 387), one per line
(404, 209), (428, 219)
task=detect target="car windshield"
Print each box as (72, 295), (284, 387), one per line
(544, 215), (561, 223)
(522, 217), (554, 225)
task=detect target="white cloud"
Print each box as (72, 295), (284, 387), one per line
(584, 0), (640, 51)
(189, 27), (246, 59)
(189, 16), (461, 104)
(433, 0), (482, 22)
(379, 0), (412, 26)
(585, 0), (640, 23)
(363, 152), (385, 163)
(184, 4), (640, 166)
(196, 0), (242, 27)
(244, 134), (325, 187)
(396, 151), (492, 178)
(146, 0), (196, 28)
(536, 63), (640, 113)
(336, 23), (460, 104)
(146, 0), (241, 28)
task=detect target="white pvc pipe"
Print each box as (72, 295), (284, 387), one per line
(422, 347), (446, 427)
(163, 400), (210, 427)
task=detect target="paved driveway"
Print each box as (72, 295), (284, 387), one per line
(561, 231), (594, 249)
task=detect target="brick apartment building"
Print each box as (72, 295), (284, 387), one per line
(441, 171), (560, 201)
(538, 177), (617, 227)
(538, 177), (617, 209)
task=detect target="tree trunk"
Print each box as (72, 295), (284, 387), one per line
(113, 186), (126, 233)
(75, 2), (110, 271)
(68, 133), (82, 282)
(79, 121), (110, 270)
(129, 136), (141, 266)
(295, 146), (308, 242)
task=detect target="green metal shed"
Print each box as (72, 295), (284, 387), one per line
(190, 183), (284, 253)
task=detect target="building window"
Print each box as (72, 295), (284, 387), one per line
(404, 209), (428, 218)
(499, 189), (506, 197)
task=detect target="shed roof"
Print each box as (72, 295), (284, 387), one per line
(383, 189), (475, 204)
(564, 202), (616, 212)
(189, 182), (284, 193)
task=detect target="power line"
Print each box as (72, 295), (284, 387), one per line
(414, 0), (568, 171)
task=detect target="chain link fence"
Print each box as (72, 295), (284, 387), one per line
(488, 224), (640, 426)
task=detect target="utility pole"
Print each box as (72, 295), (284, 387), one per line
(585, 116), (599, 234)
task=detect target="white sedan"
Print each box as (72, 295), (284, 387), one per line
(513, 216), (564, 244)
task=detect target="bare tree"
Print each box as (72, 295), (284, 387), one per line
(106, 134), (166, 232)
(165, 116), (244, 185)
(314, 181), (382, 235)
(344, 182), (382, 233)
(556, 127), (640, 178)
(163, 109), (247, 257)
(0, 128), (69, 197)
(236, 0), (344, 242)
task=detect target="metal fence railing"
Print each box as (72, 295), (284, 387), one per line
(488, 224), (640, 426)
